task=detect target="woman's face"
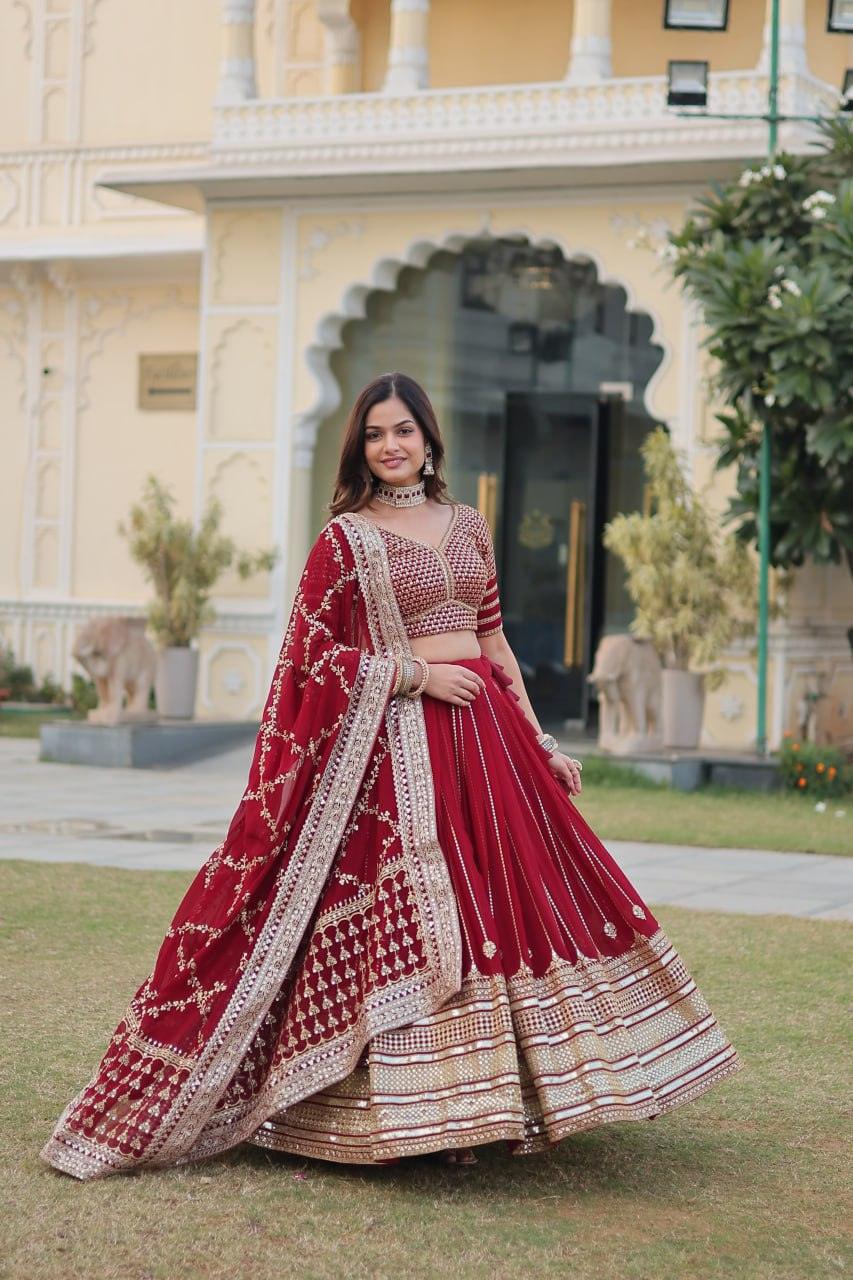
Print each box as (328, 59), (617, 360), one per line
(363, 395), (426, 486)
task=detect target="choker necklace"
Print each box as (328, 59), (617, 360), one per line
(374, 479), (427, 508)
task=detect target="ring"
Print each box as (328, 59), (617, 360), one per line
(569, 758), (583, 771)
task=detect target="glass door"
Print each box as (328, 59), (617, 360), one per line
(496, 393), (602, 725)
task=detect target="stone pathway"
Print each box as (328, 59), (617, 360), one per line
(0, 738), (850, 921)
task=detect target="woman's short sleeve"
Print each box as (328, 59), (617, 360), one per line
(473, 511), (503, 638)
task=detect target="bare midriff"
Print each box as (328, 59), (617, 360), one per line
(410, 630), (482, 663)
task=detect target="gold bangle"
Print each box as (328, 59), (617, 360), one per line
(397, 657), (415, 696)
(391, 659), (404, 697)
(407, 656), (430, 698)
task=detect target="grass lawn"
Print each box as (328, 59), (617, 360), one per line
(572, 759), (852, 857)
(3, 860), (850, 1280)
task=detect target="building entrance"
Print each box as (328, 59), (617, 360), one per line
(313, 238), (665, 728)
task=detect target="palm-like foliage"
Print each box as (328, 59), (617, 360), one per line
(664, 118), (853, 575)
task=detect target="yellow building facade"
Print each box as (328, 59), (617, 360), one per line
(1, 0), (851, 747)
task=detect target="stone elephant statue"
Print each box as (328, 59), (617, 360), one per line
(72, 616), (157, 726)
(588, 633), (662, 754)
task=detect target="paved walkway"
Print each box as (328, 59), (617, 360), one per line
(0, 738), (850, 921)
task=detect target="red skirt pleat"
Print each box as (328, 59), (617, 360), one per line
(421, 654), (659, 978)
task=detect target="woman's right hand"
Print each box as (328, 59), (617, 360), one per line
(423, 663), (486, 705)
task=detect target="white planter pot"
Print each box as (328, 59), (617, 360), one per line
(661, 669), (705, 750)
(155, 647), (199, 720)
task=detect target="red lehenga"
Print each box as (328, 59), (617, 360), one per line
(42, 505), (741, 1180)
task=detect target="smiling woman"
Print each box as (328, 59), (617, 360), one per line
(42, 372), (741, 1182)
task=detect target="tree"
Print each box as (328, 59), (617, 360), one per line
(664, 118), (853, 578)
(119, 476), (278, 648)
(603, 428), (756, 677)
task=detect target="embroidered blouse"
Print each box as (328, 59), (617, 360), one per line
(362, 503), (503, 640)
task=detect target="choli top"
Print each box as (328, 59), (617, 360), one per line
(360, 503), (503, 641)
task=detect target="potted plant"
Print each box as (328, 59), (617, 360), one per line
(119, 476), (277, 720)
(603, 428), (757, 750)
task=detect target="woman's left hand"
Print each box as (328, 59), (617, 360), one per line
(546, 752), (582, 797)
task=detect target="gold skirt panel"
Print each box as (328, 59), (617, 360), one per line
(250, 926), (741, 1164)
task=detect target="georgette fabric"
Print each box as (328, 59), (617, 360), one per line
(42, 504), (741, 1180)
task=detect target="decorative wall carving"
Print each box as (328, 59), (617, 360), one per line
(77, 284), (196, 414)
(207, 315), (276, 440)
(298, 218), (364, 282)
(211, 207), (283, 304)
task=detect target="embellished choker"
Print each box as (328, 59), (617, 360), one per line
(374, 479), (427, 508)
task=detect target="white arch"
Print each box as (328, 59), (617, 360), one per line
(293, 223), (674, 467)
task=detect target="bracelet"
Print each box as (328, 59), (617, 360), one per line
(537, 732), (559, 756)
(406, 656), (430, 698)
(395, 657), (415, 696)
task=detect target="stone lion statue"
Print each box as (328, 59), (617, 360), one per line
(72, 617), (157, 726)
(588, 633), (662, 754)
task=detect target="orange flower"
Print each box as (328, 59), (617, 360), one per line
(791, 743), (800, 752)
(783, 730), (793, 739)
(795, 762), (804, 772)
(816, 762), (825, 773)
(797, 777), (807, 788)
(828, 766), (837, 779)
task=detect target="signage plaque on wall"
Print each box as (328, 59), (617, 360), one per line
(138, 353), (198, 411)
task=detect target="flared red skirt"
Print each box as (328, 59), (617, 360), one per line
(251, 655), (741, 1163)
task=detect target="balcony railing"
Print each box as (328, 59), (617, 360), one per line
(210, 69), (840, 174)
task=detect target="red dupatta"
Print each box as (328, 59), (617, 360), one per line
(43, 514), (461, 1180)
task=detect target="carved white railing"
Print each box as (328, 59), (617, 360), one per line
(211, 70), (841, 170)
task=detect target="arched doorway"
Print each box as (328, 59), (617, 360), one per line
(312, 237), (665, 728)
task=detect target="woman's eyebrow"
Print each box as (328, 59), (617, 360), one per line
(365, 418), (415, 429)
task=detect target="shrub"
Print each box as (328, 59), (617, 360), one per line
(777, 734), (851, 798)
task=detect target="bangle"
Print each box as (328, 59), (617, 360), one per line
(537, 732), (559, 756)
(395, 657), (414, 696)
(406, 656), (430, 698)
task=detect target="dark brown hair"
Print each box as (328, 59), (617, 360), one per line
(329, 372), (450, 516)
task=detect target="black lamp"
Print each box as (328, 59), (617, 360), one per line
(827, 1), (853, 33)
(663, 0), (729, 30)
(667, 60), (710, 107)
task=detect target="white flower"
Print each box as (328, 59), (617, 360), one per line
(782, 279), (802, 297)
(810, 207), (828, 220)
(815, 801), (827, 813)
(738, 169), (759, 188)
(764, 393), (777, 406)
(767, 284), (783, 310)
(773, 164), (786, 180)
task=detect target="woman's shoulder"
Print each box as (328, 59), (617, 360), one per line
(453, 502), (491, 541)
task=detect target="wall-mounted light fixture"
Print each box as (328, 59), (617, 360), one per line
(663, 0), (729, 30)
(666, 60), (709, 107)
(827, 1), (853, 33)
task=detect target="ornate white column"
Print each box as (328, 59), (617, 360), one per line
(565, 0), (612, 83)
(216, 0), (257, 104)
(756, 0), (808, 75)
(317, 0), (361, 94)
(383, 0), (430, 94)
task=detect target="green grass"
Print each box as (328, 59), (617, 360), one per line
(2, 860), (850, 1280)
(568, 759), (852, 856)
(575, 780), (851, 856)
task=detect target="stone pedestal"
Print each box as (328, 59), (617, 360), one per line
(39, 720), (258, 769)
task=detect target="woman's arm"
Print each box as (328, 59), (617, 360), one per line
(478, 629), (582, 797)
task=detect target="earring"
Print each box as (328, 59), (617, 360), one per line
(423, 443), (435, 477)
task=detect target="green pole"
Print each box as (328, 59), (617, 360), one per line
(756, 0), (779, 757)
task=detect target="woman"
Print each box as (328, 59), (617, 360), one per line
(43, 372), (741, 1181)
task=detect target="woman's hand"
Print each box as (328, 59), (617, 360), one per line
(546, 752), (583, 797)
(424, 663), (486, 705)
